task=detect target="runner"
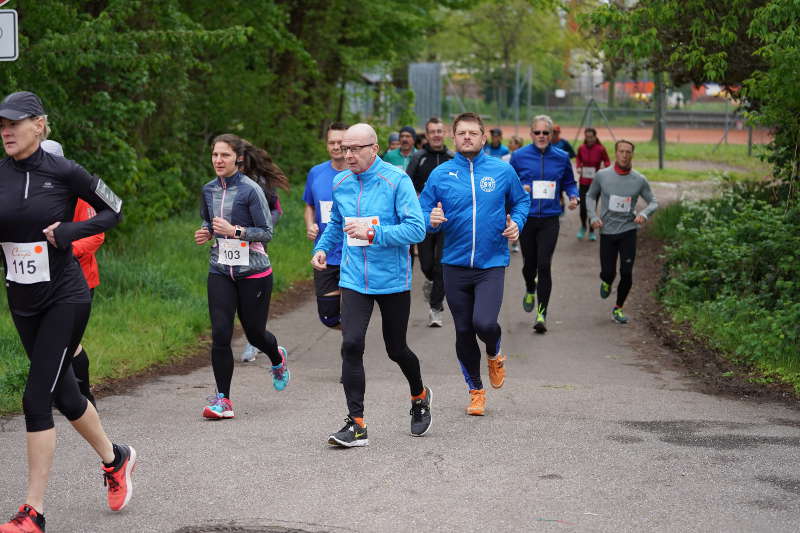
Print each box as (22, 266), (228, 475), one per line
(0, 91), (134, 533)
(586, 140), (657, 324)
(237, 139), (290, 362)
(311, 123), (431, 446)
(510, 115), (578, 334)
(383, 126), (417, 171)
(484, 127), (510, 159)
(419, 112), (530, 416)
(194, 133), (290, 420)
(40, 139), (105, 406)
(303, 122), (348, 331)
(406, 117), (454, 328)
(575, 127), (610, 241)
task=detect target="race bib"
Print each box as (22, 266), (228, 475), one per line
(2, 241), (50, 284)
(532, 181), (557, 200)
(609, 194), (632, 213)
(319, 201), (333, 224)
(581, 167), (596, 179)
(344, 216), (380, 247)
(217, 238), (249, 266)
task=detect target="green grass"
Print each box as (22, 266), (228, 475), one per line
(0, 187), (314, 414)
(619, 141), (770, 173)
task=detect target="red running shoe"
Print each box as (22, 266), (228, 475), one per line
(102, 444), (137, 511)
(0, 505), (45, 533)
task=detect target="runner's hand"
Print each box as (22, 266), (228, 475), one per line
(195, 228), (211, 245)
(634, 215), (646, 225)
(568, 197), (578, 210)
(591, 219), (603, 230)
(344, 220), (371, 240)
(502, 214), (519, 241)
(311, 250), (328, 271)
(430, 202), (447, 228)
(42, 221), (61, 247)
(212, 217), (235, 237)
(307, 223), (319, 240)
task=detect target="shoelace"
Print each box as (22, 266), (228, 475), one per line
(272, 364), (285, 380)
(103, 469), (120, 492)
(206, 394), (224, 407)
(410, 402), (428, 418)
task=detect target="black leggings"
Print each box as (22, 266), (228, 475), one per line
(417, 231), (445, 311)
(519, 215), (560, 313)
(12, 303), (91, 432)
(600, 229), (637, 308)
(340, 288), (423, 419)
(443, 265), (504, 391)
(579, 183), (591, 230)
(207, 273), (281, 399)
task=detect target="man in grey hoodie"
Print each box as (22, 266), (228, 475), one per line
(586, 140), (657, 324)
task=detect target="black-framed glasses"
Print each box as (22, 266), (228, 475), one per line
(532, 130), (551, 136)
(341, 144), (375, 154)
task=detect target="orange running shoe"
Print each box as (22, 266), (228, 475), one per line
(466, 389), (486, 416)
(102, 444), (136, 511)
(487, 354), (506, 389)
(0, 505), (45, 533)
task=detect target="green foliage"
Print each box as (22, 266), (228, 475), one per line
(655, 186), (800, 391)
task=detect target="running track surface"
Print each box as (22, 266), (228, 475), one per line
(494, 125), (771, 145)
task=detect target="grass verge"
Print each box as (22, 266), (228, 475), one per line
(0, 187), (314, 414)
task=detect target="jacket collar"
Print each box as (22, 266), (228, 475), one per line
(453, 150), (488, 168)
(353, 154), (384, 181)
(218, 170), (243, 186)
(11, 146), (45, 172)
(424, 144), (450, 156)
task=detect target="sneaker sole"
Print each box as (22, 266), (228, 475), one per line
(202, 408), (234, 419)
(411, 387), (432, 437)
(327, 436), (369, 447)
(488, 363), (505, 389)
(466, 408), (485, 416)
(111, 446), (136, 512)
(533, 322), (547, 334)
(428, 321), (443, 328)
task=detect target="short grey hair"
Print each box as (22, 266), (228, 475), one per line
(530, 114), (553, 132)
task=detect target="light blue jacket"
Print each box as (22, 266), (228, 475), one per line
(419, 151), (530, 269)
(314, 156), (425, 294)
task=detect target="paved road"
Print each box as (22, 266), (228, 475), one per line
(1, 187), (798, 533)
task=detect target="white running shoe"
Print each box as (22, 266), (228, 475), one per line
(428, 308), (443, 328)
(240, 343), (258, 362)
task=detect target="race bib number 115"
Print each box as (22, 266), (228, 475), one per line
(2, 241), (51, 284)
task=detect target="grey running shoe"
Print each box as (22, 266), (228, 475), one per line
(240, 343), (258, 362)
(410, 387), (432, 436)
(328, 417), (369, 447)
(428, 308), (443, 327)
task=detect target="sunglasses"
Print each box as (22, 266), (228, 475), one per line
(532, 130), (551, 136)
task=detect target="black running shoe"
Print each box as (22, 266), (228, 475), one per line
(328, 417), (368, 447)
(410, 386), (432, 437)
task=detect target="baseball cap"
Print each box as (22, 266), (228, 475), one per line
(400, 126), (416, 137)
(388, 132), (399, 143)
(0, 91), (46, 120)
(490, 128), (502, 135)
(41, 139), (64, 157)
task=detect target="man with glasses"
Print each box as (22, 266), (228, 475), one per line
(407, 117), (454, 327)
(303, 122), (349, 332)
(510, 115), (579, 333)
(586, 140), (657, 324)
(384, 126), (417, 170)
(312, 123), (431, 447)
(419, 112), (530, 416)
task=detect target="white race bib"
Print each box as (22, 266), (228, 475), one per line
(2, 241), (50, 284)
(217, 238), (250, 266)
(319, 201), (333, 224)
(344, 216), (380, 247)
(581, 167), (596, 179)
(609, 194), (632, 213)
(532, 181), (557, 200)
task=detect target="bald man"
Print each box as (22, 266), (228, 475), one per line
(312, 123), (431, 447)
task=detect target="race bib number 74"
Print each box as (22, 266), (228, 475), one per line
(2, 241), (51, 284)
(609, 194), (632, 213)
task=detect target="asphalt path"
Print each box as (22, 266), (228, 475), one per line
(1, 184), (799, 532)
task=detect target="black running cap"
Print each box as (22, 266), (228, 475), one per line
(0, 91), (46, 120)
(490, 128), (502, 135)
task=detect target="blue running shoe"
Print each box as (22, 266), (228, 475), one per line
(271, 346), (291, 391)
(612, 307), (629, 324)
(576, 227), (586, 240)
(588, 231), (597, 242)
(203, 393), (234, 419)
(600, 281), (611, 299)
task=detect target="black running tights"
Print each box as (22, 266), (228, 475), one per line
(599, 229), (637, 308)
(519, 215), (560, 312)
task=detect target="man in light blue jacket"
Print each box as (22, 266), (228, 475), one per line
(312, 123), (431, 447)
(419, 112), (530, 416)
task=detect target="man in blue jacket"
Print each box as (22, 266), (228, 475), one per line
(511, 115), (579, 334)
(312, 123), (431, 447)
(419, 112), (530, 416)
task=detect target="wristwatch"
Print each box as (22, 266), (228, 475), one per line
(234, 226), (244, 239)
(366, 228), (375, 244)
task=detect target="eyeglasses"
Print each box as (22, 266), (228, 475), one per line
(532, 130), (551, 136)
(341, 144), (374, 154)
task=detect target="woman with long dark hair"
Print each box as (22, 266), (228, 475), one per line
(194, 133), (290, 420)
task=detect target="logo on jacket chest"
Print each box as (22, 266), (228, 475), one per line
(479, 176), (496, 193)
